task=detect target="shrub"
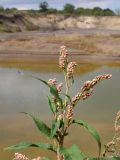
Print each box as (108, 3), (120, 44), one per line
(63, 3), (75, 14)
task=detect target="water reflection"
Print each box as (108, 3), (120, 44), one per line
(0, 61), (120, 159)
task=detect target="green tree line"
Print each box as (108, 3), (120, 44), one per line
(0, 1), (118, 16)
(39, 2), (115, 16)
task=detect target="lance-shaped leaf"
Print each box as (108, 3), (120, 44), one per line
(50, 85), (59, 98)
(72, 119), (101, 156)
(51, 120), (60, 138)
(26, 75), (49, 86)
(27, 75), (60, 98)
(5, 141), (55, 152)
(22, 112), (51, 138)
(60, 144), (85, 160)
(26, 75), (63, 108)
(48, 97), (56, 113)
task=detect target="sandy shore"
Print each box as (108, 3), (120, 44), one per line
(0, 29), (120, 62)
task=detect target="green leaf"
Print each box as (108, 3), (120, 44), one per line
(5, 141), (32, 150)
(22, 112), (51, 138)
(49, 86), (63, 108)
(5, 141), (55, 152)
(26, 75), (49, 86)
(27, 75), (61, 100)
(72, 119), (101, 157)
(48, 97), (56, 113)
(51, 120), (60, 138)
(50, 85), (59, 98)
(60, 144), (85, 160)
(28, 74), (59, 98)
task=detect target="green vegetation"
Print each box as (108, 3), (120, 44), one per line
(63, 3), (75, 14)
(0, 6), (18, 14)
(0, 1), (116, 16)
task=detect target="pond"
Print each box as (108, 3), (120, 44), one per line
(0, 59), (120, 160)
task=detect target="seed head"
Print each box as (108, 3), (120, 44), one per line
(66, 105), (74, 120)
(106, 141), (115, 147)
(48, 78), (57, 86)
(13, 153), (29, 160)
(59, 46), (68, 69)
(72, 92), (81, 105)
(82, 91), (93, 100)
(67, 62), (77, 79)
(57, 83), (63, 93)
(82, 74), (112, 91)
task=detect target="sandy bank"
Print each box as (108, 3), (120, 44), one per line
(0, 30), (120, 62)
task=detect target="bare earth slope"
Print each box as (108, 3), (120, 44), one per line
(1, 14), (120, 32)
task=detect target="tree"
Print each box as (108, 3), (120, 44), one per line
(39, 1), (48, 12)
(75, 7), (85, 15)
(103, 8), (115, 16)
(92, 7), (103, 16)
(47, 8), (58, 14)
(84, 8), (92, 16)
(63, 3), (75, 14)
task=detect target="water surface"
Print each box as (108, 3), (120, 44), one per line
(0, 60), (120, 159)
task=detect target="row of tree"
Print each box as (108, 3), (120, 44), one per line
(0, 1), (119, 16)
(0, 6), (18, 13)
(39, 2), (115, 16)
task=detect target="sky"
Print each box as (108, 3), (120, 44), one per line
(0, 0), (120, 11)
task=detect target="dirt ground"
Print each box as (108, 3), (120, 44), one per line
(0, 32), (120, 61)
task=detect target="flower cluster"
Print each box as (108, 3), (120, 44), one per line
(81, 91), (93, 100)
(72, 74), (112, 105)
(13, 153), (41, 160)
(48, 78), (63, 93)
(13, 153), (29, 160)
(59, 46), (68, 69)
(81, 74), (112, 92)
(66, 105), (74, 120)
(67, 62), (77, 79)
(72, 92), (81, 105)
(48, 78), (57, 86)
(59, 46), (77, 80)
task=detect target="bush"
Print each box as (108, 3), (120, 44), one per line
(63, 3), (75, 14)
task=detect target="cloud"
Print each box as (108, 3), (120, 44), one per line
(76, 0), (110, 8)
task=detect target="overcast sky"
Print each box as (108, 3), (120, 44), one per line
(0, 0), (120, 10)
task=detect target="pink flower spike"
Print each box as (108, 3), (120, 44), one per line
(57, 83), (63, 92)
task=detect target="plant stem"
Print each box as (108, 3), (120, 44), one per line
(63, 70), (69, 107)
(57, 139), (64, 160)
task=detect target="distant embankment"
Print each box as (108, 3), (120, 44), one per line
(0, 13), (120, 33)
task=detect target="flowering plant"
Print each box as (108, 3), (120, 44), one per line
(5, 46), (120, 160)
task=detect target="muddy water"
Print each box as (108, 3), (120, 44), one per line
(0, 60), (120, 160)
